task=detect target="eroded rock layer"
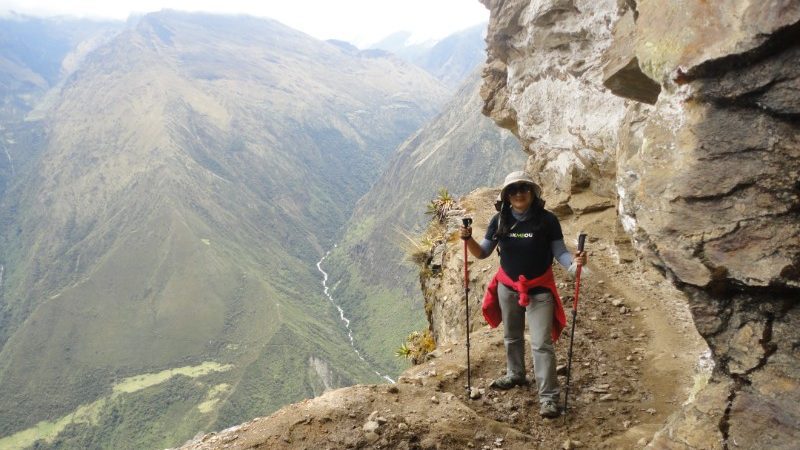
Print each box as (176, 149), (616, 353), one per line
(480, 0), (799, 447)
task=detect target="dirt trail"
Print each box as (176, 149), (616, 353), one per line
(179, 201), (710, 450)
(559, 204), (711, 448)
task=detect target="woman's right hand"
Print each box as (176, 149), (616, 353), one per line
(460, 225), (472, 240)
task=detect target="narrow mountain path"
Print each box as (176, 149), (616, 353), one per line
(393, 202), (711, 448)
(180, 200), (710, 449)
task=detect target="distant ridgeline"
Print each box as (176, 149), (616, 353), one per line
(0, 10), (488, 449)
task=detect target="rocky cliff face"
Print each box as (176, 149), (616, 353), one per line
(480, 0), (799, 448)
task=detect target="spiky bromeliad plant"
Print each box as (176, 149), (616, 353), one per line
(425, 188), (454, 224)
(395, 330), (436, 365)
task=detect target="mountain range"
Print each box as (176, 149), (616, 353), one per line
(0, 11), (452, 449)
(368, 24), (488, 89)
(0, 13), (121, 200)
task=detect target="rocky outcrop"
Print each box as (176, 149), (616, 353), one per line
(480, 0), (628, 209)
(480, 0), (799, 448)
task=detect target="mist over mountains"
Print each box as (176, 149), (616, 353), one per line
(0, 13), (120, 101)
(368, 24), (488, 89)
(0, 10), (454, 448)
(0, 14), (122, 201)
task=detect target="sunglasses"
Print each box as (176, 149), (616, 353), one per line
(506, 184), (533, 196)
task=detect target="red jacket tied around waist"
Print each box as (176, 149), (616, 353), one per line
(482, 266), (567, 342)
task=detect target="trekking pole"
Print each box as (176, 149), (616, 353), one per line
(563, 232), (587, 417)
(461, 217), (473, 399)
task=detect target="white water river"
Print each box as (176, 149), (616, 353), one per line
(316, 247), (395, 383)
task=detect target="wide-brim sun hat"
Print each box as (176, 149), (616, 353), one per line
(500, 171), (542, 199)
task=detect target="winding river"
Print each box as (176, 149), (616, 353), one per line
(316, 247), (395, 383)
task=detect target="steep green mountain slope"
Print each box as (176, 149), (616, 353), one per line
(323, 69), (526, 376)
(0, 11), (448, 449)
(0, 14), (121, 199)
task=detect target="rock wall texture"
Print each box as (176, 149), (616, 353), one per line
(479, 0), (799, 448)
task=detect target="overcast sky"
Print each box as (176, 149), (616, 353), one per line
(0, 0), (489, 47)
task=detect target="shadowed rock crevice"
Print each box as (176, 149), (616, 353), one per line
(718, 383), (737, 450)
(706, 78), (800, 121)
(683, 19), (800, 82)
(718, 310), (778, 449)
(713, 304), (789, 449)
(693, 37), (800, 124)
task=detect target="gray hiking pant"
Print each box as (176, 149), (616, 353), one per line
(498, 283), (559, 403)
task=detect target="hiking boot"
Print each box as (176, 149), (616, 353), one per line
(539, 400), (560, 418)
(489, 375), (529, 390)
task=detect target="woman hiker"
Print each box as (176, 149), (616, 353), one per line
(460, 170), (587, 418)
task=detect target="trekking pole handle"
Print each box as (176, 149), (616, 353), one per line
(573, 233), (587, 312)
(461, 217), (473, 240)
